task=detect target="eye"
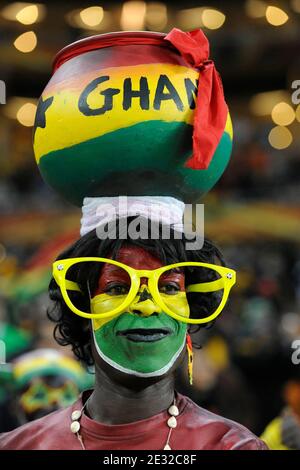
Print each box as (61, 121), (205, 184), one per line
(159, 282), (181, 295)
(104, 282), (130, 296)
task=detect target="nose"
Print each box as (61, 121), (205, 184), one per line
(129, 286), (161, 317)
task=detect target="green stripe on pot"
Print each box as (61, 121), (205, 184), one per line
(38, 121), (232, 206)
(178, 131), (233, 195)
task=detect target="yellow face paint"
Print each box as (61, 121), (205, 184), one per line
(19, 379), (79, 414)
(91, 293), (128, 331)
(160, 292), (190, 318)
(91, 286), (190, 331)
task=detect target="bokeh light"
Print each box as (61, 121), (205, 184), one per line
(79, 6), (104, 27)
(265, 6), (289, 26)
(250, 91), (290, 116)
(202, 8), (226, 29)
(271, 102), (295, 126)
(14, 31), (37, 53)
(245, 0), (267, 18)
(268, 126), (293, 149)
(120, 1), (146, 30)
(1, 2), (46, 24)
(145, 2), (168, 30)
(16, 102), (37, 127)
(176, 7), (204, 30)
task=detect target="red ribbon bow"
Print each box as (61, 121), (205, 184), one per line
(164, 28), (229, 170)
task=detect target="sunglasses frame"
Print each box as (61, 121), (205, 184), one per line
(53, 257), (236, 324)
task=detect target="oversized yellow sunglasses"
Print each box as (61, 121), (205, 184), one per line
(53, 258), (236, 325)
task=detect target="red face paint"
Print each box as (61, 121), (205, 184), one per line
(96, 245), (185, 295)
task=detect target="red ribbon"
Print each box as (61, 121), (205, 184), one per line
(164, 28), (229, 170)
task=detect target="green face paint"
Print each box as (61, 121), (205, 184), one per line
(92, 312), (187, 377)
(90, 246), (190, 377)
(20, 377), (79, 414)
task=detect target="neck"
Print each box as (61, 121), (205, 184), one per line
(86, 362), (175, 425)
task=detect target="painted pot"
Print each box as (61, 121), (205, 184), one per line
(33, 30), (233, 206)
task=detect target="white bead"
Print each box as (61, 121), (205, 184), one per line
(167, 416), (177, 428)
(70, 421), (80, 433)
(168, 405), (179, 417)
(71, 410), (82, 421)
(164, 444), (171, 450)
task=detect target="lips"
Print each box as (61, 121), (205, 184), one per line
(117, 328), (172, 342)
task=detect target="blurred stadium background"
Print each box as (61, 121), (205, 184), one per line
(0, 0), (300, 439)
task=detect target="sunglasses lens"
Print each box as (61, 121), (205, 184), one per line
(157, 267), (190, 319)
(65, 261), (132, 316)
(186, 265), (224, 321)
(158, 265), (224, 323)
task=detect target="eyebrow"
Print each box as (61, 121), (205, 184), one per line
(161, 268), (184, 275)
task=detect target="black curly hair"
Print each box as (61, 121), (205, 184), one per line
(48, 217), (226, 366)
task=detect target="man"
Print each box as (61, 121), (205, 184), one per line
(6, 349), (93, 427)
(0, 220), (267, 449)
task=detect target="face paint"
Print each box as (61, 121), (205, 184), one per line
(91, 246), (188, 377)
(19, 376), (79, 418)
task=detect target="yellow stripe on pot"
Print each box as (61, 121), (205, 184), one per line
(34, 64), (199, 163)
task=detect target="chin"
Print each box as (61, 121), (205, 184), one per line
(92, 340), (185, 389)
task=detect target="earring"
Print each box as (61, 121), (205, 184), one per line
(186, 333), (193, 385)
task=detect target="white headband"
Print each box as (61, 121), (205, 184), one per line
(80, 196), (185, 237)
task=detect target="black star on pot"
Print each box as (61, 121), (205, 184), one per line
(33, 96), (54, 138)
